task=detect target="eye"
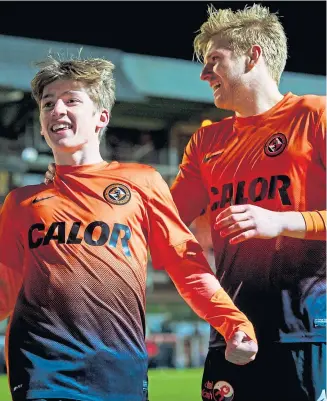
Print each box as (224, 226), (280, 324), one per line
(42, 102), (53, 109)
(212, 56), (220, 62)
(67, 98), (80, 104)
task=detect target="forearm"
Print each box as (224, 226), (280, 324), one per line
(165, 252), (257, 342)
(279, 210), (326, 240)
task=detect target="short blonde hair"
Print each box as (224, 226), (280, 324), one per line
(31, 56), (116, 140)
(194, 4), (288, 84)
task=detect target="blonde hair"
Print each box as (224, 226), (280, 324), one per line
(194, 4), (288, 84)
(31, 55), (116, 140)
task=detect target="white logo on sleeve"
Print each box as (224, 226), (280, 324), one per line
(317, 389), (327, 401)
(13, 384), (23, 392)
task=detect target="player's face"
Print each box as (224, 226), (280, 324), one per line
(200, 35), (248, 111)
(39, 79), (108, 152)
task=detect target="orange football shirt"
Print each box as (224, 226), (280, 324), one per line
(171, 93), (326, 345)
(0, 161), (201, 400)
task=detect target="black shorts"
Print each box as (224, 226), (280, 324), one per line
(201, 342), (326, 401)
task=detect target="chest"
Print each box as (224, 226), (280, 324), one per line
(22, 178), (145, 251)
(200, 120), (314, 211)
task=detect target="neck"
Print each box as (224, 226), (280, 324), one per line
(234, 79), (284, 118)
(53, 142), (104, 166)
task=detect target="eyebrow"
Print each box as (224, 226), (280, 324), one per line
(204, 51), (217, 63)
(41, 90), (82, 101)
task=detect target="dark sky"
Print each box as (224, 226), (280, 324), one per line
(0, 1), (326, 75)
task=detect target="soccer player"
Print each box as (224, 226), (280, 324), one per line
(0, 56), (258, 401)
(170, 5), (326, 401)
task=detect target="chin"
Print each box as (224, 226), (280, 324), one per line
(214, 97), (232, 112)
(214, 99), (226, 110)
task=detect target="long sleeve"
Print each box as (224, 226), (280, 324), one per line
(146, 170), (256, 342)
(0, 192), (24, 320)
(170, 129), (209, 226)
(164, 247), (256, 342)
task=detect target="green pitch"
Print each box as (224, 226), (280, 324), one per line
(0, 368), (203, 401)
(149, 368), (202, 401)
(0, 375), (10, 401)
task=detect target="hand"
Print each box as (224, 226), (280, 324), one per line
(44, 163), (56, 185)
(214, 204), (283, 244)
(225, 330), (258, 365)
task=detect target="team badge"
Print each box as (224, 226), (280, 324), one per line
(264, 133), (287, 157)
(202, 380), (234, 401)
(213, 381), (234, 401)
(103, 183), (131, 205)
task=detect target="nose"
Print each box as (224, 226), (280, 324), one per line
(200, 64), (212, 81)
(52, 99), (67, 116)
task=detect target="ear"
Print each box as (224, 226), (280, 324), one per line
(247, 45), (262, 71)
(97, 109), (110, 129)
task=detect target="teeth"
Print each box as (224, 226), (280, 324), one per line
(51, 124), (72, 132)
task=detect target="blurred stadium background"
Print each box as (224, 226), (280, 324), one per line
(0, 1), (325, 399)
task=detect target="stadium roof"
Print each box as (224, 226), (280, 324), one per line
(0, 34), (325, 104)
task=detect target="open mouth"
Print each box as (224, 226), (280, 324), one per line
(212, 83), (221, 91)
(51, 123), (73, 133)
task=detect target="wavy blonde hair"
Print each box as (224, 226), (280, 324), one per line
(194, 4), (288, 84)
(31, 55), (116, 140)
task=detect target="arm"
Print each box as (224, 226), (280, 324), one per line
(170, 130), (209, 226)
(147, 171), (257, 364)
(164, 246), (256, 343)
(215, 107), (326, 244)
(278, 107), (326, 241)
(278, 210), (326, 241)
(0, 193), (24, 320)
(215, 206), (326, 244)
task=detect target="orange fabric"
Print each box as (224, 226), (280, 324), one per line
(0, 162), (195, 323)
(165, 248), (256, 342)
(171, 93), (326, 344)
(0, 161), (255, 352)
(301, 210), (327, 240)
(0, 196), (24, 320)
(210, 289), (257, 342)
(171, 93), (326, 221)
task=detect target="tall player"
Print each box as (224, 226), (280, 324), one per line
(0, 56), (258, 401)
(170, 5), (326, 401)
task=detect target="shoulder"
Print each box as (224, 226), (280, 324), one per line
(112, 162), (159, 183)
(3, 184), (50, 208)
(190, 117), (234, 153)
(289, 93), (325, 116)
(194, 116), (234, 140)
(110, 162), (165, 196)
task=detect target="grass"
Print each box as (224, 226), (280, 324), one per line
(0, 368), (203, 401)
(0, 375), (10, 401)
(149, 368), (202, 401)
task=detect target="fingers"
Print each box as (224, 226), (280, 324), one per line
(215, 211), (249, 231)
(220, 220), (255, 238)
(45, 170), (54, 180)
(44, 164), (56, 185)
(229, 229), (257, 245)
(216, 205), (249, 221)
(230, 330), (246, 346)
(225, 340), (258, 365)
(48, 163), (56, 173)
(225, 331), (258, 365)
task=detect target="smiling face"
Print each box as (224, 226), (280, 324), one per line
(200, 35), (249, 111)
(39, 79), (109, 153)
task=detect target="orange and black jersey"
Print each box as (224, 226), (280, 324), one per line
(0, 162), (201, 401)
(171, 93), (326, 345)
